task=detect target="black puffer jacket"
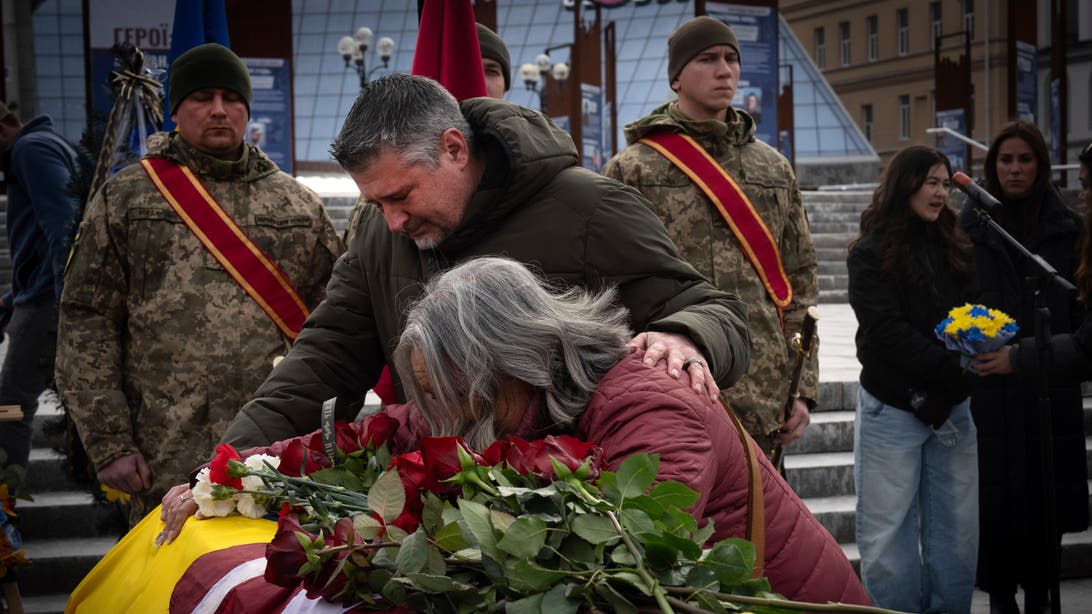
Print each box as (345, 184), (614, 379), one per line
(220, 98), (751, 449)
(958, 190), (1089, 543)
(847, 221), (976, 427)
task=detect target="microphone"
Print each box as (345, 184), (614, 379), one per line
(952, 172), (1002, 212)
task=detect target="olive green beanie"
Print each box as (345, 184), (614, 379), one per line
(667, 16), (741, 85)
(476, 23), (510, 92)
(169, 43), (252, 115)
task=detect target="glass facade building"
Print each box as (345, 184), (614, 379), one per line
(31, 0), (874, 170)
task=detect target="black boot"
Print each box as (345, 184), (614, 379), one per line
(988, 592), (1019, 614)
(1023, 586), (1049, 614)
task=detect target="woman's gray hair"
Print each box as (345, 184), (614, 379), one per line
(393, 257), (631, 450)
(329, 73), (474, 173)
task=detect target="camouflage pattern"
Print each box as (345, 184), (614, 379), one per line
(55, 132), (344, 520)
(603, 102), (818, 450)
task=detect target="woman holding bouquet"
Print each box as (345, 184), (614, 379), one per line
(847, 145), (979, 613)
(959, 121), (1088, 614)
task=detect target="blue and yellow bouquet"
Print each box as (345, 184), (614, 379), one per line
(935, 303), (1020, 370)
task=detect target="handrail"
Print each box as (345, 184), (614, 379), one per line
(926, 127), (989, 152)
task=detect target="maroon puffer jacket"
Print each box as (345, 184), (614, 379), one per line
(576, 350), (870, 607)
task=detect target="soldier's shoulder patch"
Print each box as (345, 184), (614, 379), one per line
(254, 214), (311, 228)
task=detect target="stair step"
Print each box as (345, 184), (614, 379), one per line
(22, 593), (69, 614)
(20, 536), (116, 596)
(784, 450), (855, 499)
(787, 410), (855, 454)
(18, 491), (126, 540)
(27, 448), (75, 494)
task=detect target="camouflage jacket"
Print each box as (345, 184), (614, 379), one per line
(603, 102), (818, 439)
(55, 132), (344, 505)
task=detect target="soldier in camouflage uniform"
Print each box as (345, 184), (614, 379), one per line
(603, 17), (819, 455)
(55, 44), (344, 523)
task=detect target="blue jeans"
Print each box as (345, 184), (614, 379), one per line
(854, 385), (979, 614)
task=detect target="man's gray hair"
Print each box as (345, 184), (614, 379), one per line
(393, 257), (631, 450)
(329, 74), (474, 173)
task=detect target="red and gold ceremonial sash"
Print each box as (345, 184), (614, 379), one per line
(141, 157), (309, 340)
(639, 131), (793, 309)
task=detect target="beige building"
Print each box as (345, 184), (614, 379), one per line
(782, 0), (1092, 183)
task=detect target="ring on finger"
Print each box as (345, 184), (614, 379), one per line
(682, 357), (704, 370)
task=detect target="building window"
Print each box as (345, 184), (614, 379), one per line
(964, 0), (975, 40)
(931, 2), (942, 49)
(899, 95), (910, 139)
(867, 15), (878, 62)
(897, 9), (909, 56)
(839, 22), (850, 67)
(815, 27), (826, 69)
(862, 104), (873, 142)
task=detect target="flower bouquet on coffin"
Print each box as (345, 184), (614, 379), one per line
(935, 303), (1020, 371)
(190, 425), (899, 614)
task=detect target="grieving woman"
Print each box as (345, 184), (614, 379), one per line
(74, 257), (870, 611)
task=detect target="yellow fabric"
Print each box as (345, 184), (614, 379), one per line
(65, 506), (276, 614)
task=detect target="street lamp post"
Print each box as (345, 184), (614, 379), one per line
(518, 45), (571, 113)
(337, 27), (395, 89)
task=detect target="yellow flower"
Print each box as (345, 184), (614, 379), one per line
(101, 484), (132, 504)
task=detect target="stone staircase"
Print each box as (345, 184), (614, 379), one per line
(785, 382), (1092, 578)
(803, 190), (871, 304)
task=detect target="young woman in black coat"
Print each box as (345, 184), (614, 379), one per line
(847, 146), (978, 613)
(961, 121), (1088, 614)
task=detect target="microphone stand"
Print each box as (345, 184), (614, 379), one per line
(973, 205), (1074, 614)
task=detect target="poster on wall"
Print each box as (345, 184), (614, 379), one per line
(1050, 79), (1061, 179)
(1015, 40), (1038, 122)
(243, 58), (293, 174)
(706, 2), (779, 147)
(934, 108), (968, 173)
(581, 83), (603, 170)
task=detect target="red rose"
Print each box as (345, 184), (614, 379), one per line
(334, 421), (362, 455)
(279, 439), (328, 477)
(302, 517), (356, 602)
(357, 412), (400, 448)
(209, 443), (244, 489)
(388, 451), (427, 532)
(419, 436), (483, 495)
(264, 506), (312, 588)
(493, 435), (603, 481)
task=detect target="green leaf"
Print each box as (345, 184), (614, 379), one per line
(309, 466), (365, 492)
(648, 480), (700, 510)
(458, 498), (502, 561)
(498, 516), (548, 559)
(404, 572), (458, 594)
(642, 538), (679, 570)
(685, 564), (719, 590)
(615, 453), (658, 500)
(506, 559), (570, 594)
(659, 531), (703, 561)
(490, 508), (517, 533)
(610, 544), (637, 566)
(541, 582), (580, 614)
(504, 592), (544, 614)
(704, 538), (755, 590)
(606, 570), (652, 596)
(692, 589), (733, 613)
(549, 457), (573, 480)
(395, 528), (429, 574)
(434, 521), (470, 552)
(571, 514), (619, 545)
(593, 581), (638, 614)
(619, 508), (655, 537)
(449, 547), (482, 563)
(558, 535), (599, 570)
(599, 470), (622, 505)
(624, 494), (664, 519)
(352, 513), (383, 541)
(368, 469), (406, 523)
(366, 567), (393, 593)
(693, 518), (717, 544)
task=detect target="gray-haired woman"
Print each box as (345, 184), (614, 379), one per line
(159, 257), (869, 606)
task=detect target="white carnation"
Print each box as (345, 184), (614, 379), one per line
(191, 467), (237, 517)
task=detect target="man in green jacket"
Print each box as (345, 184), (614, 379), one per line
(603, 17), (819, 456)
(218, 73), (750, 450)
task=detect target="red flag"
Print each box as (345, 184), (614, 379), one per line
(411, 0), (488, 101)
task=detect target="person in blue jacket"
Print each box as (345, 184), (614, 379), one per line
(0, 101), (81, 472)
